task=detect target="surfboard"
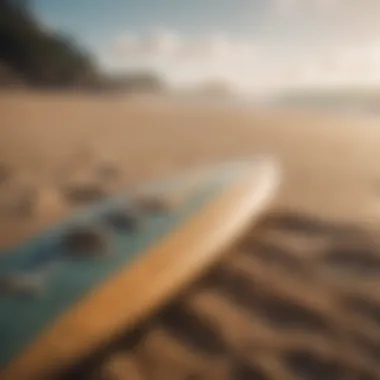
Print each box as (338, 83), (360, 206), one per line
(0, 157), (281, 380)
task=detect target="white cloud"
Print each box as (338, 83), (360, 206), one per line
(274, 0), (336, 16)
(273, 0), (380, 44)
(109, 31), (259, 69)
(112, 35), (138, 57)
(145, 29), (181, 57)
(105, 25), (380, 93)
(274, 0), (302, 15)
(111, 29), (181, 63)
(274, 0), (376, 14)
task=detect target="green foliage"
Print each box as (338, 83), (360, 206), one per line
(0, 0), (98, 87)
(0, 0), (166, 91)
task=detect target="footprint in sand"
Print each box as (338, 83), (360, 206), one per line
(0, 183), (36, 218)
(56, 152), (123, 207)
(0, 163), (11, 186)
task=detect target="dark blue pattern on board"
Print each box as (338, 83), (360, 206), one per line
(0, 162), (249, 367)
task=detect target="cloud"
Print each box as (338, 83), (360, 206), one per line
(274, 0), (302, 15)
(109, 30), (259, 69)
(274, 0), (373, 14)
(111, 29), (181, 63)
(144, 29), (181, 57)
(274, 0), (336, 17)
(105, 25), (380, 93)
(107, 31), (266, 91)
(272, 0), (380, 44)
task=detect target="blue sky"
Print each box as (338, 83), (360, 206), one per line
(32, 0), (380, 92)
(33, 0), (277, 50)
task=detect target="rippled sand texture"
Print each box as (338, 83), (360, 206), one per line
(61, 212), (380, 380)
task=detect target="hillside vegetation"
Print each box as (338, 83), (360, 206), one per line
(0, 0), (164, 91)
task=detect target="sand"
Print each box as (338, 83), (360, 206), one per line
(1, 91), (380, 248)
(2, 92), (380, 379)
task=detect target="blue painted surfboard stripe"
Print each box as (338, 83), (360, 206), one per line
(0, 163), (247, 367)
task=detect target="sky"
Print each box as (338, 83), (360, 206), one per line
(33, 0), (380, 93)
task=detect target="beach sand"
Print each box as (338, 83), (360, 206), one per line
(2, 92), (380, 379)
(2, 92), (380, 236)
